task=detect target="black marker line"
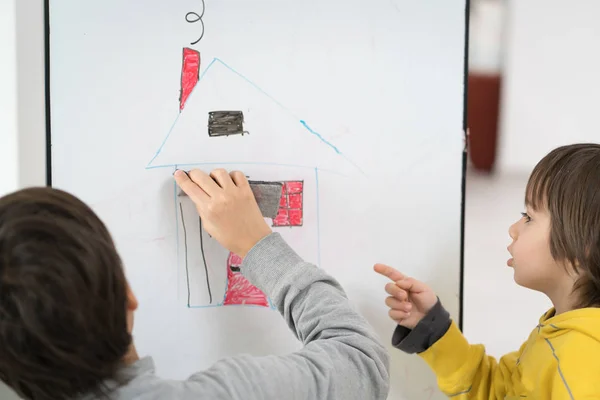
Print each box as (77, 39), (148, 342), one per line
(180, 203), (191, 307)
(458, 0), (471, 332)
(199, 217), (213, 304)
(185, 0), (206, 45)
(44, 0), (52, 186)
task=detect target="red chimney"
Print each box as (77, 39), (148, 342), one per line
(179, 48), (200, 111)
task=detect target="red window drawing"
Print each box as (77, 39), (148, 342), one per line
(179, 48), (200, 111)
(273, 181), (304, 227)
(223, 252), (269, 307)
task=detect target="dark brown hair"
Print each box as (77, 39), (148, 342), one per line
(0, 187), (131, 399)
(526, 143), (600, 308)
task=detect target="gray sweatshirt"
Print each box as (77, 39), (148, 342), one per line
(91, 233), (390, 399)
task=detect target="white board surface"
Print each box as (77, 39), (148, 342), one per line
(49, 1), (466, 398)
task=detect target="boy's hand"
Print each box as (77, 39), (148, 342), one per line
(174, 168), (272, 258)
(374, 264), (437, 330)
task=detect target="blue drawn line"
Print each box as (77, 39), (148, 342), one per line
(344, 156), (366, 176)
(301, 120), (341, 154)
(174, 171), (179, 299)
(299, 121), (365, 175)
(212, 58), (293, 114)
(147, 113), (181, 167)
(144, 58), (217, 168)
(147, 56), (361, 172)
(210, 58), (356, 163)
(148, 161), (348, 176)
(315, 167), (321, 267)
(198, 57), (218, 83)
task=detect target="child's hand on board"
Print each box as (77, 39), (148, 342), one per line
(174, 168), (272, 258)
(374, 264), (437, 330)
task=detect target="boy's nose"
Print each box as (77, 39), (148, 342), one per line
(508, 221), (518, 240)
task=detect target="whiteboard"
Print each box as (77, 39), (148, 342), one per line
(48, 1), (466, 398)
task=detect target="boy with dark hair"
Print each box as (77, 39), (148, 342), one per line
(0, 169), (389, 400)
(377, 143), (600, 398)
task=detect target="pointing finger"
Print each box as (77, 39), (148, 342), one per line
(374, 264), (407, 282)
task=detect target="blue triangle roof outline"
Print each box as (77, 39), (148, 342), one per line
(145, 56), (362, 173)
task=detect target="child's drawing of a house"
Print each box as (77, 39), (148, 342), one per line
(147, 48), (355, 309)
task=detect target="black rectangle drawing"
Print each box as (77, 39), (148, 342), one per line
(208, 111), (247, 137)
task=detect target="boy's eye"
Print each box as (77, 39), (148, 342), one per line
(521, 212), (532, 223)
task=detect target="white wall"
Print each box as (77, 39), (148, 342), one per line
(0, 0), (46, 195)
(0, 0), (44, 397)
(0, 0), (20, 197)
(0, 1), (20, 394)
(469, 0), (504, 74)
(15, 0), (46, 187)
(498, 0), (600, 173)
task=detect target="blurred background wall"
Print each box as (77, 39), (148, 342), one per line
(465, 0), (600, 360)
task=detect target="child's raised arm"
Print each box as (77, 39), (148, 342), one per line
(169, 169), (390, 400)
(375, 264), (522, 399)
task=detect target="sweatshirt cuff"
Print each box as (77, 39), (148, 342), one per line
(391, 298), (451, 354)
(241, 232), (303, 295)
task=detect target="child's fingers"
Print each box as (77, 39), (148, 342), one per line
(385, 283), (408, 301)
(374, 264), (406, 282)
(395, 277), (428, 294)
(174, 170), (210, 204)
(385, 296), (412, 312)
(389, 309), (410, 323)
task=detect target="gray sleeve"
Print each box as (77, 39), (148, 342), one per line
(391, 298), (451, 354)
(186, 232), (390, 400)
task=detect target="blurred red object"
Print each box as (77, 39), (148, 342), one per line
(468, 73), (501, 172)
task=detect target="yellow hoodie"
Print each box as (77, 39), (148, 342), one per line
(419, 308), (600, 399)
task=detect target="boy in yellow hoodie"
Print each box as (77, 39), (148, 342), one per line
(376, 143), (600, 399)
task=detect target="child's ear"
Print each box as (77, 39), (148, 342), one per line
(126, 284), (139, 311)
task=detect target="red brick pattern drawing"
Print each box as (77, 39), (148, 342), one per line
(223, 252), (269, 307)
(273, 181), (304, 227)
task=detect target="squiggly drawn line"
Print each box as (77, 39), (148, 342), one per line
(185, 0), (205, 45)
